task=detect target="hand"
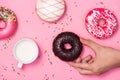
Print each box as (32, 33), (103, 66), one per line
(68, 38), (120, 75)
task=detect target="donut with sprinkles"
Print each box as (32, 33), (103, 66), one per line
(0, 7), (17, 39)
(85, 8), (118, 39)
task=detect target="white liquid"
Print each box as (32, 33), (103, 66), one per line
(14, 39), (38, 63)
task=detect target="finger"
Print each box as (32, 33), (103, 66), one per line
(82, 55), (92, 63)
(76, 68), (93, 75)
(68, 62), (92, 70)
(78, 63), (92, 70)
(80, 38), (101, 52)
(88, 59), (94, 64)
(75, 57), (82, 63)
(68, 62), (81, 68)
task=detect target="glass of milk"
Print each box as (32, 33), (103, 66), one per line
(14, 38), (39, 68)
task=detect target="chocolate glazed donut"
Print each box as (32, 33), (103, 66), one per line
(53, 32), (83, 61)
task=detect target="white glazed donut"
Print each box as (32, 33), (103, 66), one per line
(36, 0), (66, 22)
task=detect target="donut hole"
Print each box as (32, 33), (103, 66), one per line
(64, 43), (72, 50)
(60, 41), (73, 51)
(98, 18), (106, 27)
(0, 19), (6, 29)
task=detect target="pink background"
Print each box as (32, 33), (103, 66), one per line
(0, 0), (120, 80)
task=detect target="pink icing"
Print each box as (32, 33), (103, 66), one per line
(85, 8), (118, 39)
(0, 7), (17, 39)
(0, 20), (17, 39)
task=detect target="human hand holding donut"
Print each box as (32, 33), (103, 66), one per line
(68, 38), (120, 75)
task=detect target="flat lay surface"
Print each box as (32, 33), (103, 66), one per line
(0, 0), (120, 80)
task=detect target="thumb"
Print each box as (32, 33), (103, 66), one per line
(80, 38), (101, 52)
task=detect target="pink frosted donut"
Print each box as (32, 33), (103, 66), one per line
(85, 8), (118, 39)
(0, 7), (17, 39)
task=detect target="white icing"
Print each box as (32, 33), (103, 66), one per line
(36, 0), (65, 22)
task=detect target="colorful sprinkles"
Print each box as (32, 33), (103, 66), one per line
(0, 7), (17, 22)
(2, 38), (11, 49)
(95, 1), (106, 8)
(0, 0), (120, 80)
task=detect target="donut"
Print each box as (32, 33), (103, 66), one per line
(0, 7), (17, 39)
(85, 8), (118, 39)
(53, 32), (83, 61)
(36, 0), (65, 22)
